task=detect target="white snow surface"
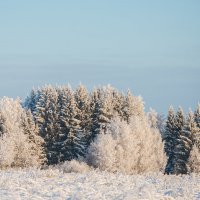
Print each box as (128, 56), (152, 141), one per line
(0, 168), (200, 200)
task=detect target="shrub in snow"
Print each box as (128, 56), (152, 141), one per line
(87, 117), (166, 174)
(0, 97), (45, 169)
(57, 159), (91, 173)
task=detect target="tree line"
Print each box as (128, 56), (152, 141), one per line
(0, 84), (199, 174)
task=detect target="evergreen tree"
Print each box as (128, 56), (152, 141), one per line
(24, 88), (38, 114)
(61, 87), (82, 160)
(90, 87), (114, 142)
(55, 86), (71, 162)
(55, 86), (85, 161)
(173, 107), (186, 174)
(174, 112), (194, 174)
(194, 103), (200, 127)
(74, 84), (91, 155)
(0, 111), (6, 137)
(194, 104), (200, 149)
(35, 85), (60, 165)
(164, 106), (176, 174)
(90, 88), (101, 142)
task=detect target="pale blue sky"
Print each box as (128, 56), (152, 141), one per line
(0, 0), (199, 113)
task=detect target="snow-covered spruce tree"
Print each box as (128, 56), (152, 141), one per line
(57, 86), (85, 161)
(194, 104), (200, 149)
(74, 84), (91, 131)
(90, 86), (114, 143)
(164, 106), (176, 174)
(0, 97), (44, 168)
(89, 88), (100, 142)
(34, 85), (60, 165)
(24, 88), (38, 114)
(0, 111), (6, 137)
(194, 103), (200, 127)
(21, 110), (46, 166)
(74, 84), (91, 153)
(53, 86), (70, 162)
(87, 115), (166, 174)
(173, 107), (186, 174)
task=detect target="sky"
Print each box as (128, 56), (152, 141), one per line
(0, 0), (199, 114)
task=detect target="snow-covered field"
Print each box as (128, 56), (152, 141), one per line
(0, 168), (200, 200)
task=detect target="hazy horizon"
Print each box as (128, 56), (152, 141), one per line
(0, 1), (199, 114)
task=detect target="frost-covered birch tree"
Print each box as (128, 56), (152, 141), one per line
(87, 115), (166, 174)
(0, 97), (45, 168)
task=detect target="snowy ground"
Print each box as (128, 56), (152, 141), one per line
(0, 168), (200, 200)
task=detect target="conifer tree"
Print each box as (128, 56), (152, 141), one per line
(75, 85), (91, 136)
(35, 85), (60, 164)
(194, 104), (200, 149)
(53, 86), (71, 162)
(90, 88), (101, 142)
(62, 87), (82, 160)
(55, 86), (85, 161)
(0, 111), (6, 137)
(90, 87), (114, 142)
(24, 88), (38, 114)
(173, 107), (186, 174)
(164, 106), (176, 174)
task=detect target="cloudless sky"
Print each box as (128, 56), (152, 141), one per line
(0, 0), (199, 114)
